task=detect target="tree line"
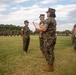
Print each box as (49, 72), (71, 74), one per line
(56, 30), (71, 36)
(34, 30), (72, 36)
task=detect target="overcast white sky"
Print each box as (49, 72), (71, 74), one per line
(0, 0), (76, 31)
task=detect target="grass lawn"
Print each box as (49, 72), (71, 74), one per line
(0, 36), (76, 75)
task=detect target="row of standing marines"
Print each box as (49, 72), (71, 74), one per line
(21, 8), (76, 72)
(21, 8), (56, 72)
(0, 31), (20, 36)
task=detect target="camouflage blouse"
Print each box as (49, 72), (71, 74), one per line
(23, 26), (30, 37)
(43, 17), (56, 37)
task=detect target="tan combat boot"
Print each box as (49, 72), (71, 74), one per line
(43, 65), (54, 72)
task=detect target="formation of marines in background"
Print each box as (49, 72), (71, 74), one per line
(0, 31), (20, 36)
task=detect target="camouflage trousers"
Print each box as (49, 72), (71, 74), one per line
(23, 37), (30, 52)
(43, 37), (56, 65)
(72, 36), (76, 44)
(72, 36), (76, 50)
(39, 37), (44, 55)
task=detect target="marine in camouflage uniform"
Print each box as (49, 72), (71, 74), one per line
(10, 31), (13, 36)
(72, 24), (76, 50)
(21, 20), (30, 53)
(39, 14), (45, 56)
(36, 8), (56, 72)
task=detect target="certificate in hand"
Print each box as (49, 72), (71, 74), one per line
(32, 22), (40, 28)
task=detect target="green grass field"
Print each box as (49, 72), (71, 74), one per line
(0, 36), (76, 75)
